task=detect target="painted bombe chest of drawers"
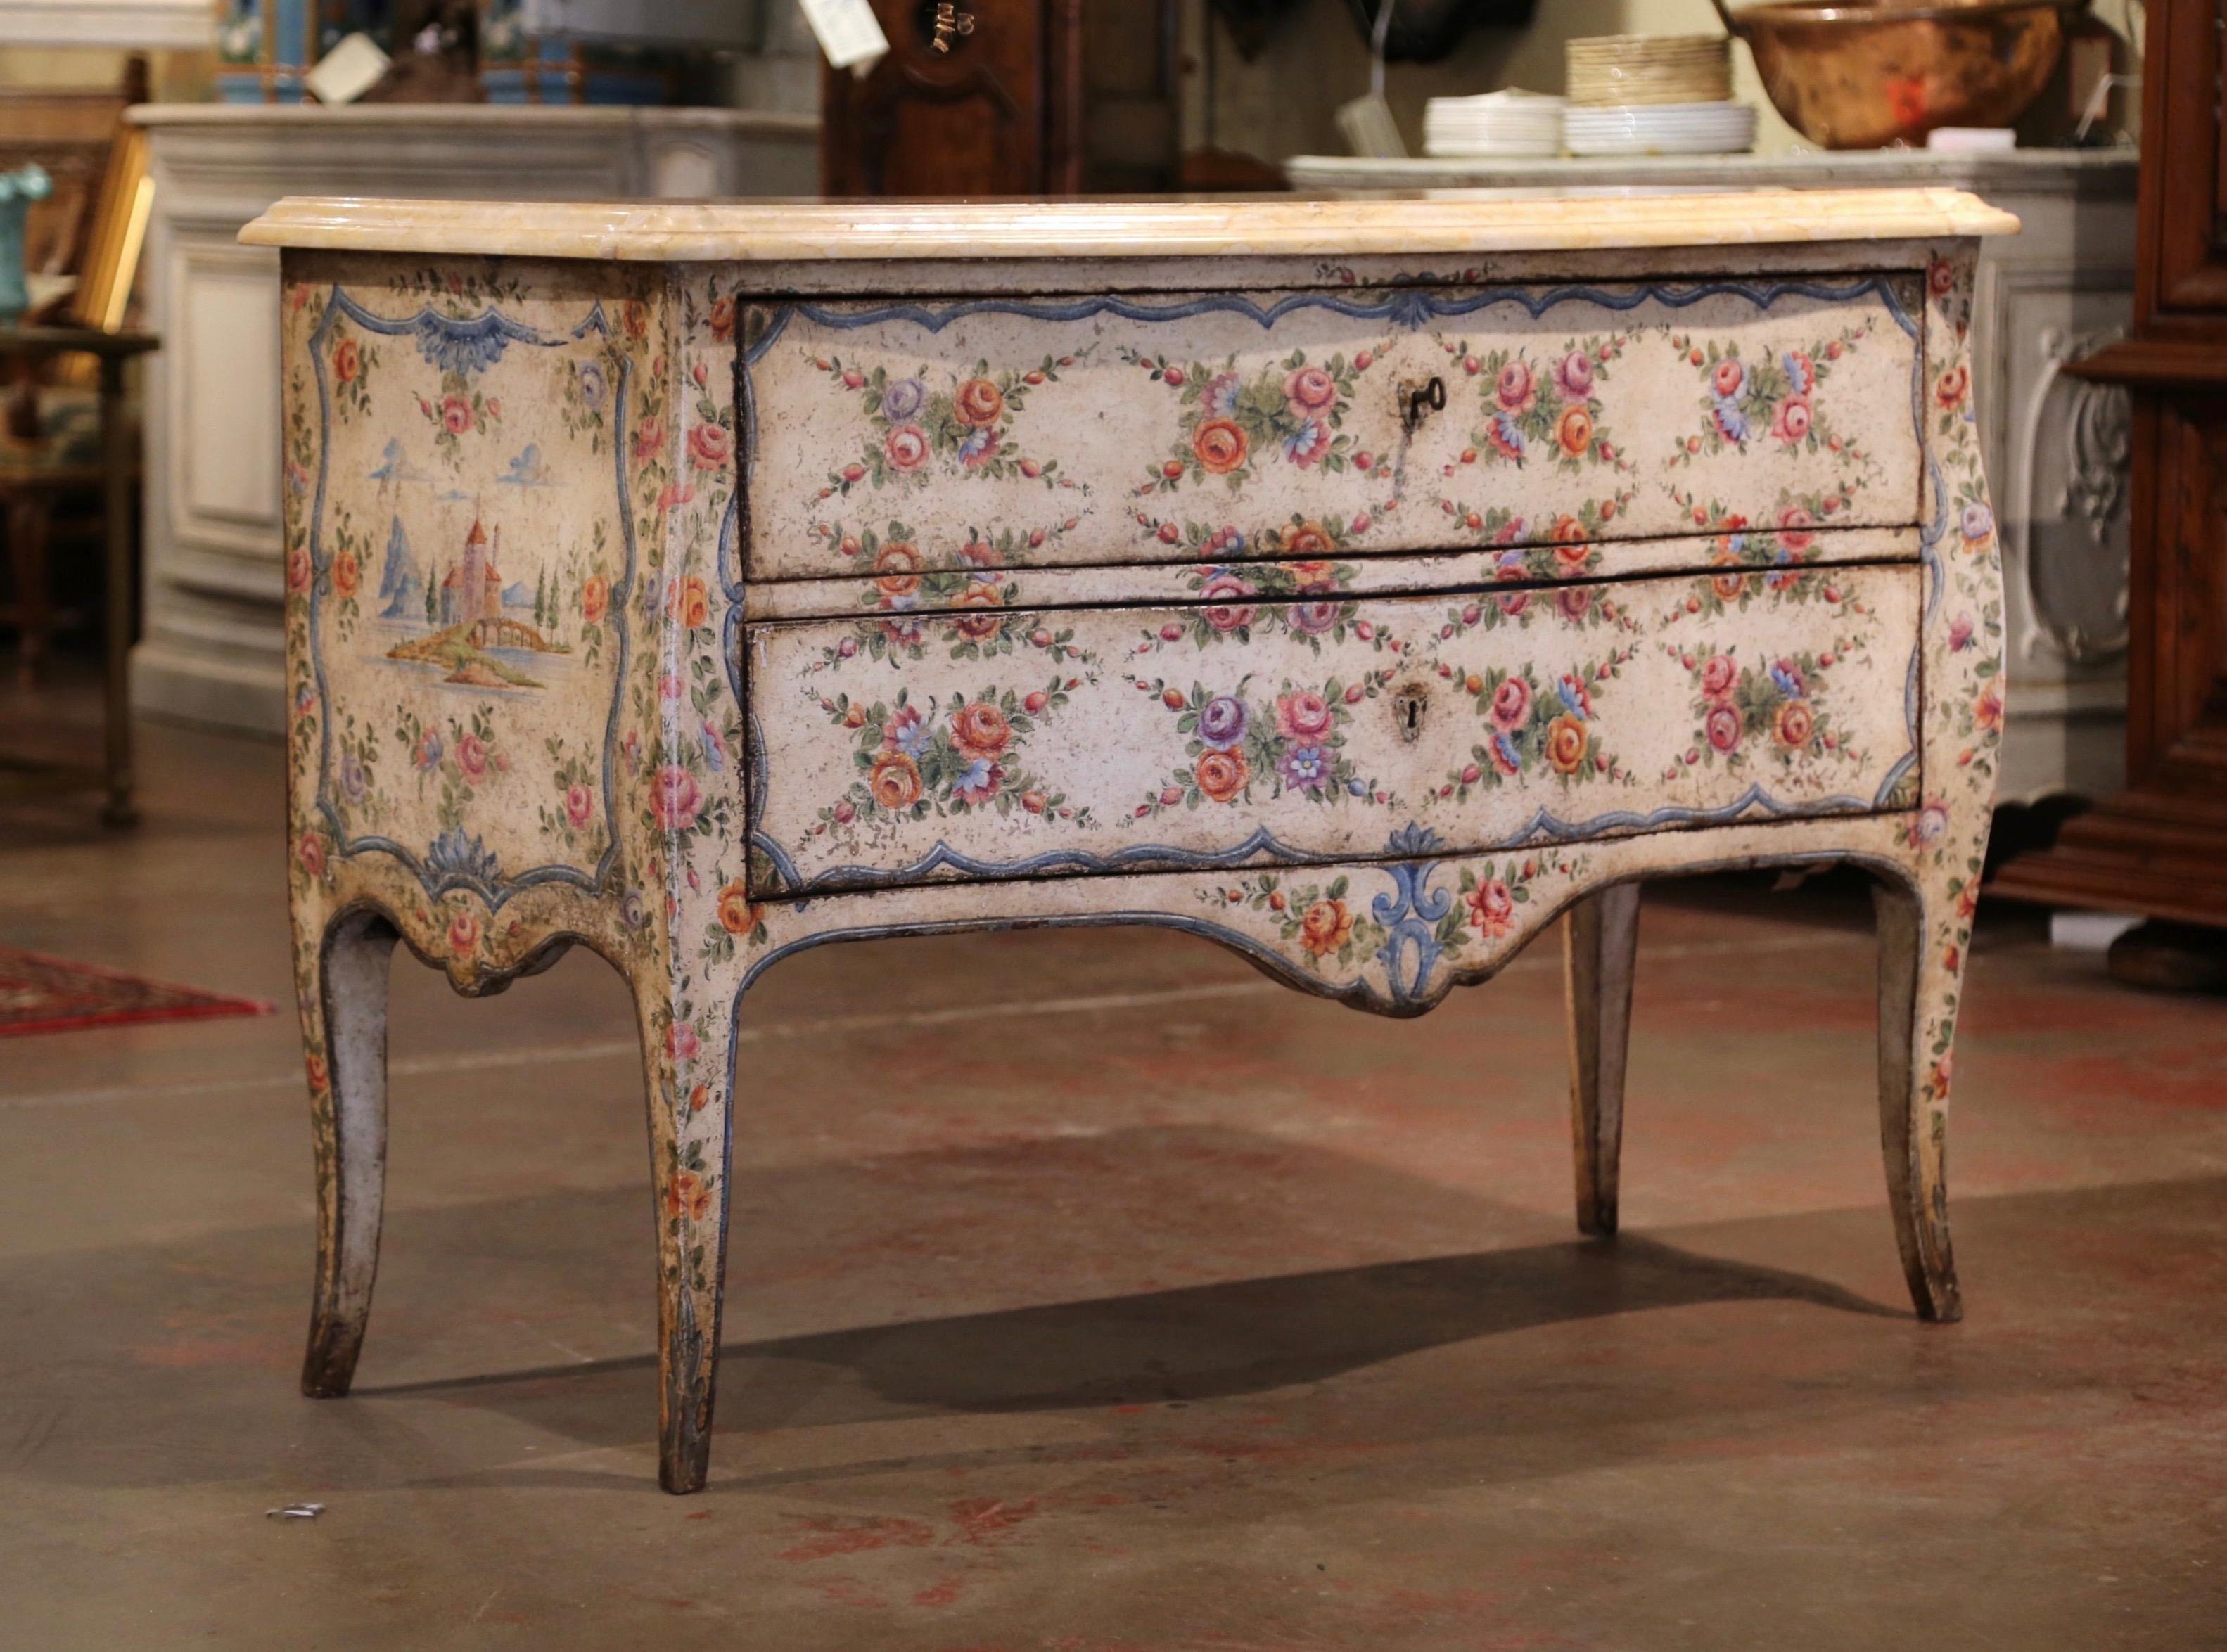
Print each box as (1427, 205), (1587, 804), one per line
(245, 189), (2017, 1494)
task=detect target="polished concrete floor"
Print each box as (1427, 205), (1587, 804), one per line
(3, 689), (2226, 1650)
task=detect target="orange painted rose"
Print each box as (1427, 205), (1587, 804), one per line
(1555, 405), (1594, 459)
(869, 751), (923, 809)
(873, 542), (922, 599)
(1192, 418), (1249, 475)
(952, 583), (1004, 640)
(665, 1169), (713, 1222)
(1711, 568), (1747, 602)
(331, 551), (359, 597)
(305, 1052), (328, 1094)
(1775, 699), (1815, 749)
(716, 881), (760, 935)
(332, 338), (359, 383)
(1543, 713), (1588, 775)
(1194, 746), (1249, 802)
(708, 295), (736, 342)
(954, 376), (1005, 428)
(1281, 520), (1332, 558)
(1298, 897), (1354, 958)
(582, 575), (609, 624)
(1936, 364), (1970, 409)
(670, 575), (710, 629)
(950, 700), (1012, 760)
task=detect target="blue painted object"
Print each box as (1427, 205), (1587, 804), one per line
(0, 165), (52, 327)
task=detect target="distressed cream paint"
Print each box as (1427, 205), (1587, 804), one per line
(245, 190), (2016, 1494)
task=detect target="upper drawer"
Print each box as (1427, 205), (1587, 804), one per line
(741, 274), (1925, 584)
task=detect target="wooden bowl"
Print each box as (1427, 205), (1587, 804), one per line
(1712, 0), (2082, 149)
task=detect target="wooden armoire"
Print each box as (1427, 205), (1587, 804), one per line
(1991, 0), (2227, 933)
(820, 0), (1180, 196)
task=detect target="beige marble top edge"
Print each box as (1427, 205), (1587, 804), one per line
(241, 188), (2019, 260)
(134, 103), (817, 132)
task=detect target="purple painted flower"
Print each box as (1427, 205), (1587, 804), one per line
(883, 703), (932, 760)
(340, 749), (366, 802)
(880, 376), (926, 422)
(1279, 743), (1332, 793)
(576, 360), (607, 410)
(1961, 502), (1994, 542)
(413, 729), (444, 772)
(1201, 372), (1242, 418)
(1782, 350), (1816, 396)
(1711, 400), (1751, 444)
(1289, 600), (1342, 636)
(700, 719), (727, 771)
(1197, 694), (1249, 749)
(1768, 658), (1808, 699)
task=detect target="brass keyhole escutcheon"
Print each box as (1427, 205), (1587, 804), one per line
(1399, 374), (1446, 435)
(1392, 682), (1429, 743)
(917, 0), (977, 53)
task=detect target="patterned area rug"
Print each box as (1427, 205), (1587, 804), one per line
(0, 948), (274, 1038)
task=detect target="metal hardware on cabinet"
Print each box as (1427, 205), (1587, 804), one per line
(929, 1), (976, 51)
(1391, 682), (1429, 743)
(1400, 375), (1445, 435)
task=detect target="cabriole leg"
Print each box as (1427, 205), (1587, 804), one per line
(635, 980), (734, 1494)
(298, 908), (399, 1397)
(1872, 876), (1961, 1323)
(1564, 882), (1642, 1238)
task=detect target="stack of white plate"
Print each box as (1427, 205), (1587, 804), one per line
(1566, 34), (1731, 108)
(1562, 99), (1756, 156)
(1421, 89), (1565, 160)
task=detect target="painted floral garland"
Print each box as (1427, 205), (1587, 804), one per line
(1127, 671), (1403, 816)
(1437, 331), (1635, 473)
(1125, 343), (1388, 493)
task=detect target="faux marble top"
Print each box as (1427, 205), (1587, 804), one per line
(241, 187), (2017, 262)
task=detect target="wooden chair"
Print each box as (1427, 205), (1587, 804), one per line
(0, 96), (151, 687)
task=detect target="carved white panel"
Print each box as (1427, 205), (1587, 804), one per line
(173, 239), (283, 548)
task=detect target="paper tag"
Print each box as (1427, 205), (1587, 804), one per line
(797, 0), (888, 75)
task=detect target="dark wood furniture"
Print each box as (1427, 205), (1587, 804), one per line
(820, 0), (1178, 196)
(1990, 0), (2227, 931)
(0, 326), (157, 827)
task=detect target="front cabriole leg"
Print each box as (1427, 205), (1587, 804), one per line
(1564, 881), (1641, 1238)
(293, 902), (399, 1396)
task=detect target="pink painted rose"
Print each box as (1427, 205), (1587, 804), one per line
(286, 548), (312, 593)
(1200, 574), (1255, 633)
(1275, 689), (1334, 744)
(1490, 677), (1531, 731)
(446, 910), (480, 956)
(1705, 704), (1743, 753)
(1555, 349), (1595, 401)
(297, 831), (326, 879)
(441, 395), (473, 435)
(1775, 505), (1816, 551)
(651, 764), (703, 831)
(1712, 358), (1745, 399)
(1701, 655), (1737, 699)
(565, 782), (594, 829)
(1285, 364), (1337, 414)
(1466, 878), (1516, 937)
(884, 424), (930, 472)
(687, 421), (734, 470)
(1948, 612), (1976, 653)
(1772, 397), (1812, 444)
(1495, 359), (1534, 413)
(456, 733), (489, 779)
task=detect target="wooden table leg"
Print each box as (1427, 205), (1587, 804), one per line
(1564, 881), (1642, 1238)
(98, 354), (136, 827)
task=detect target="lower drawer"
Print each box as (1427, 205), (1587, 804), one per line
(744, 564), (1920, 895)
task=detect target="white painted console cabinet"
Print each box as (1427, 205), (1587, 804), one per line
(130, 103), (817, 734)
(245, 188), (2015, 1492)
